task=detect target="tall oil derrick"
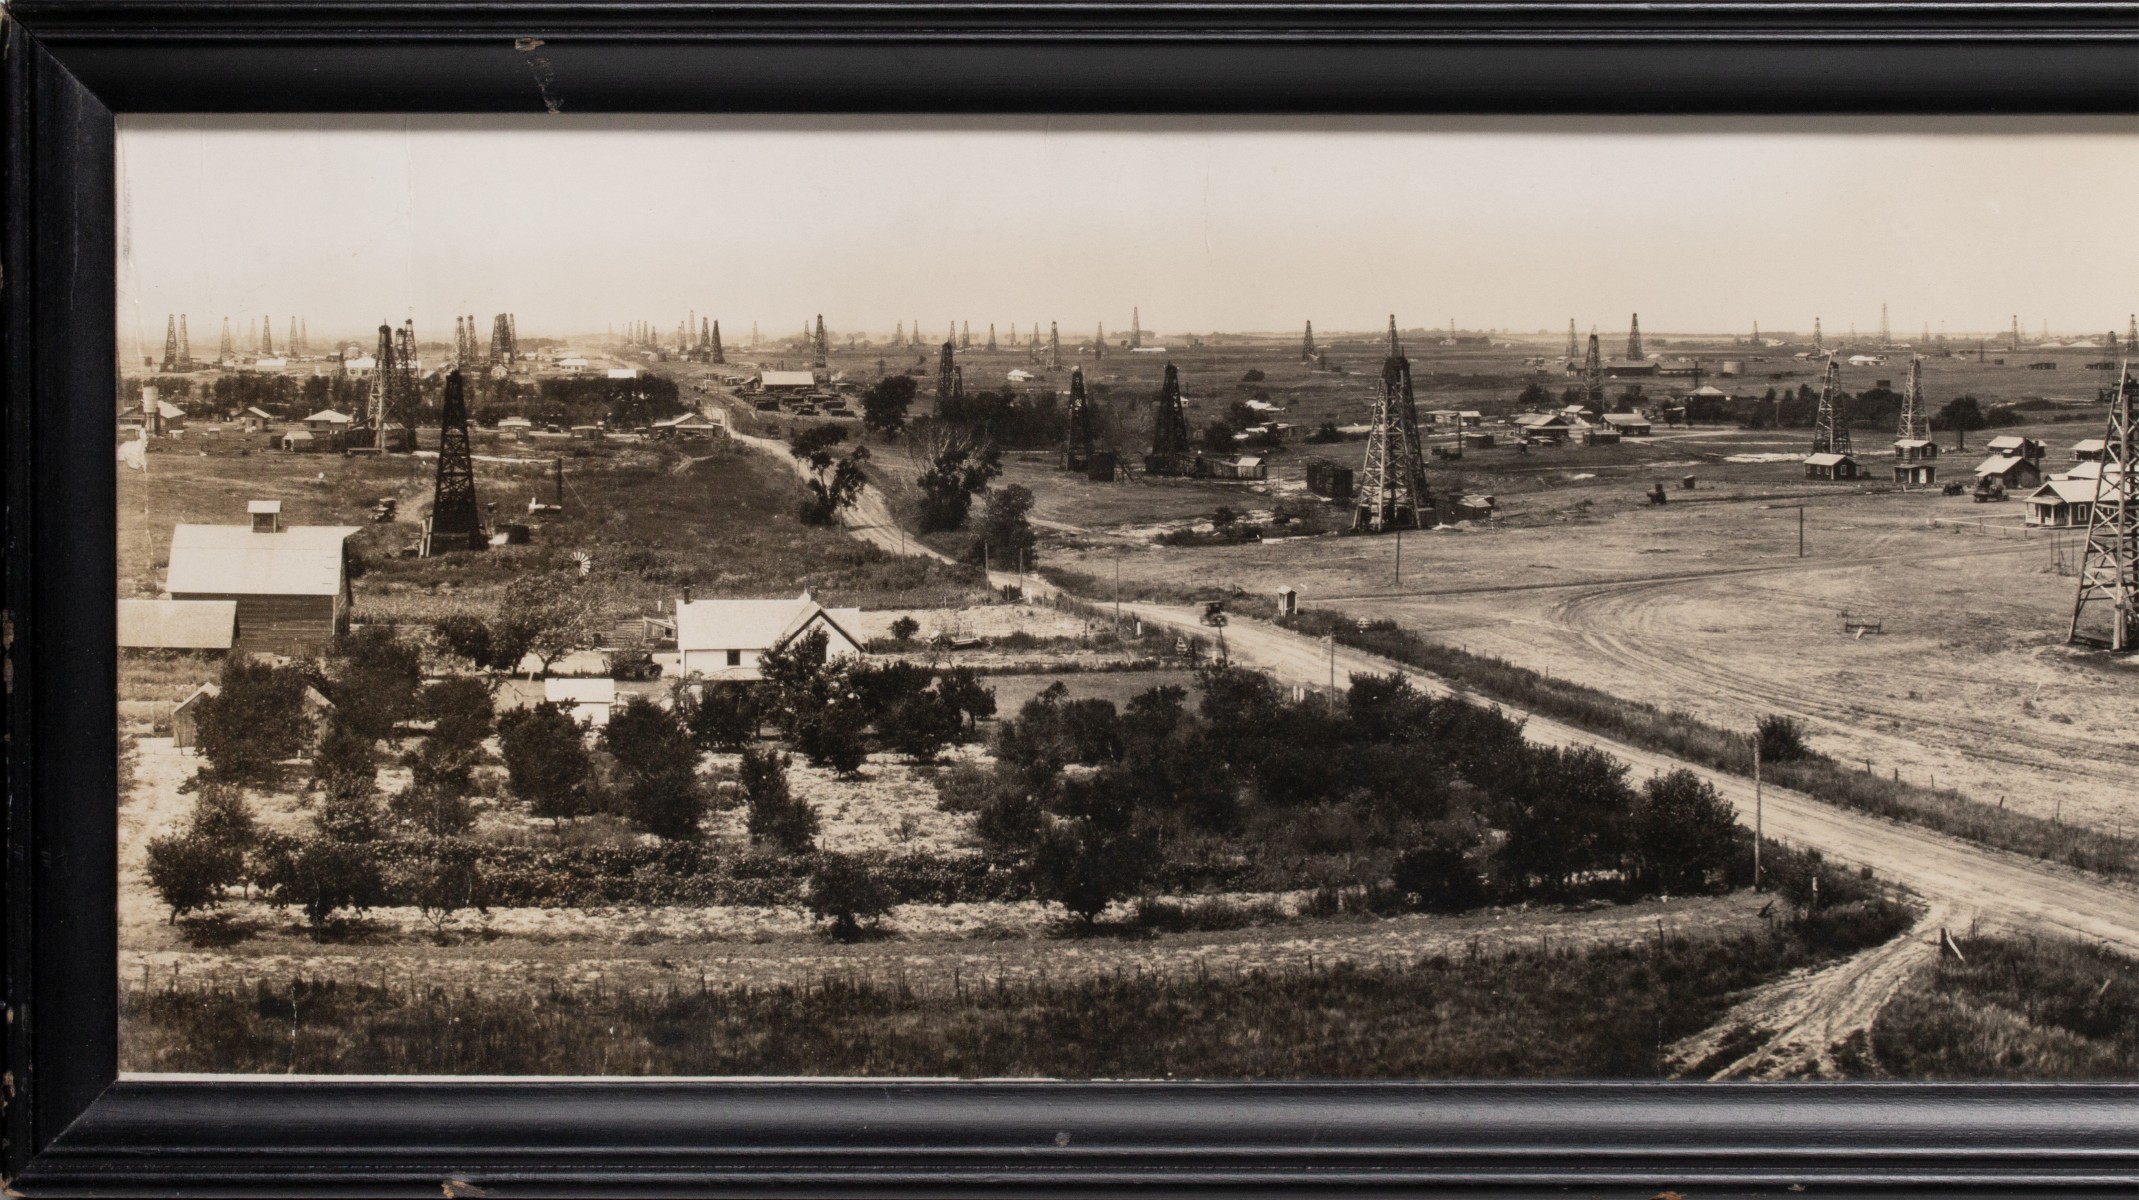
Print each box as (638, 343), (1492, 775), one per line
(1353, 346), (1434, 533)
(367, 324), (395, 449)
(1813, 317), (1823, 355)
(453, 317), (468, 365)
(161, 315), (180, 371)
(1810, 357), (1850, 457)
(1306, 320), (1319, 362)
(218, 318), (233, 366)
(1146, 362), (1191, 473)
(426, 370), (484, 555)
(1897, 356), (1927, 442)
(1880, 302), (1891, 347)
(987, 323), (997, 351)
(288, 317), (300, 356)
(936, 341), (956, 406)
(507, 314), (518, 356)
(2128, 314), (2136, 346)
(1029, 324), (1042, 363)
(894, 319), (904, 346)
(1387, 313), (1401, 356)
(1625, 313), (1643, 361)
(1093, 323), (1106, 360)
(2011, 315), (2022, 352)
(1583, 333), (1603, 410)
(260, 317), (274, 357)
(710, 320), (724, 364)
(179, 315), (193, 365)
(1565, 319), (1577, 359)
(1752, 320), (1760, 346)
(392, 320), (420, 427)
(812, 314), (829, 368)
(958, 321), (970, 350)
(1063, 366), (1095, 470)
(490, 313), (514, 366)
(952, 365), (965, 402)
(2069, 361), (2138, 650)
(1048, 322), (1061, 369)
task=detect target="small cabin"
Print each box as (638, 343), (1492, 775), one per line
(1973, 454), (2043, 490)
(1804, 452), (1861, 481)
(2072, 438), (2109, 463)
(1985, 435), (2046, 462)
(2022, 478), (2104, 528)
(674, 591), (864, 681)
(1602, 413), (1652, 436)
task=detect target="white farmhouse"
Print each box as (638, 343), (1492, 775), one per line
(674, 591), (863, 680)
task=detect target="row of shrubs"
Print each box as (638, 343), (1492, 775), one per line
(1279, 611), (2139, 880)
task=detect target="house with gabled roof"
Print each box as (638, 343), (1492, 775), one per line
(674, 590), (864, 680)
(162, 501), (358, 656)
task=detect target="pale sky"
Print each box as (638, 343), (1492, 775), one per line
(116, 114), (2139, 354)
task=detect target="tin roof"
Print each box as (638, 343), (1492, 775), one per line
(165, 522), (357, 596)
(117, 599), (237, 650)
(675, 593), (862, 655)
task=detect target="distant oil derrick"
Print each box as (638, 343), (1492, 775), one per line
(710, 320), (724, 364)
(178, 315), (192, 366)
(2011, 315), (2023, 353)
(1130, 307), (1143, 350)
(960, 321), (970, 350)
(1811, 357), (1850, 457)
(366, 324), (395, 449)
(490, 313), (517, 367)
(1565, 319), (1578, 359)
(987, 323), (997, 351)
(1584, 333), (1603, 410)
(1144, 363), (1192, 475)
(391, 320), (420, 428)
(2069, 360), (2137, 651)
(1625, 313), (1643, 362)
(161, 315), (180, 372)
(895, 320), (904, 346)
(1898, 357), (1927, 442)
(1752, 320), (1760, 346)
(1049, 322), (1061, 369)
(1880, 302), (1891, 347)
(813, 314), (829, 368)
(260, 316), (274, 357)
(1063, 366), (1095, 470)
(1029, 323), (1043, 363)
(1813, 317), (1823, 355)
(453, 317), (469, 366)
(1353, 325), (1434, 533)
(1304, 320), (1317, 362)
(2128, 314), (2136, 346)
(218, 318), (233, 366)
(937, 341), (956, 406)
(426, 370), (484, 555)
(288, 317), (300, 357)
(1093, 323), (1106, 360)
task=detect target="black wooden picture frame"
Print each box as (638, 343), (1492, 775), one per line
(5, 3), (2137, 1194)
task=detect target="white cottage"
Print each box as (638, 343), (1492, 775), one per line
(674, 591), (864, 680)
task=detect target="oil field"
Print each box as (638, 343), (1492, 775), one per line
(110, 116), (2139, 1082)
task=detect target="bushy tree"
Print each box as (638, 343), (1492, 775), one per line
(935, 666), (995, 736)
(1391, 826), (1488, 913)
(256, 836), (386, 939)
(975, 483), (1038, 571)
(686, 681), (761, 751)
(804, 852), (895, 940)
(795, 695), (869, 776)
(186, 776), (257, 850)
(1030, 775), (1158, 926)
(1498, 744), (1635, 894)
(405, 677), (494, 795)
(388, 780), (477, 838)
(888, 615), (920, 643)
(495, 570), (608, 678)
(325, 626), (424, 741)
(601, 696), (704, 841)
(1757, 714), (1812, 764)
(909, 421), (1002, 533)
(144, 833), (243, 923)
(1630, 769), (1740, 896)
(877, 686), (963, 762)
(741, 748), (817, 854)
(392, 840), (488, 942)
(432, 614), (495, 670)
(497, 702), (593, 824)
(861, 373), (917, 436)
(192, 656), (315, 783)
(799, 446), (870, 526)
(1202, 419), (1236, 453)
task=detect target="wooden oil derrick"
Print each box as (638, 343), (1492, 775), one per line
(391, 320), (420, 429)
(489, 313), (516, 366)
(1897, 357), (1927, 442)
(1353, 344), (1434, 533)
(1304, 320), (1317, 362)
(425, 370), (485, 555)
(260, 315), (274, 356)
(1131, 307), (1142, 350)
(1813, 317), (1823, 355)
(1565, 319), (1578, 360)
(1063, 367), (1095, 470)
(987, 323), (997, 352)
(1625, 313), (1643, 361)
(160, 315), (180, 372)
(1145, 363), (1192, 475)
(936, 341), (956, 407)
(709, 320), (724, 364)
(217, 318), (233, 367)
(2069, 361), (2138, 650)
(1093, 323), (1106, 360)
(1049, 322), (1062, 370)
(366, 324), (394, 450)
(813, 314), (829, 368)
(1584, 333), (1603, 411)
(1811, 357), (1850, 457)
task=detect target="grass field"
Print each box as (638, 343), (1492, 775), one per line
(1865, 931), (2139, 1079)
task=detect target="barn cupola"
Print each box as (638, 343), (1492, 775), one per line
(248, 499), (285, 533)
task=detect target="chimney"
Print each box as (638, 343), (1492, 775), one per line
(248, 499), (284, 533)
(681, 584), (693, 606)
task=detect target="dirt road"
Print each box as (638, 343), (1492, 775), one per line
(727, 424), (958, 565)
(1127, 602), (2139, 954)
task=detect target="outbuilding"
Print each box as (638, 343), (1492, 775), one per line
(2073, 438), (2109, 463)
(162, 500), (358, 656)
(759, 370), (817, 393)
(118, 598), (238, 652)
(1973, 454), (2043, 490)
(651, 410), (729, 441)
(1985, 435), (2047, 462)
(1804, 452), (1861, 481)
(1602, 413), (1653, 436)
(2022, 477), (2106, 528)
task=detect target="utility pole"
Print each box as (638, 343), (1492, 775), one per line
(1113, 551), (1122, 631)
(1798, 506), (1806, 557)
(1753, 733), (1765, 891)
(1328, 635), (1336, 691)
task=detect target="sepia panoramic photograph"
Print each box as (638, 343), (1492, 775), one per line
(111, 115), (2139, 1082)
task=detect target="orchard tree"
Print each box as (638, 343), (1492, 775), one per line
(741, 748), (818, 854)
(497, 701), (593, 824)
(975, 484), (1038, 571)
(804, 853), (894, 940)
(906, 419), (1002, 533)
(192, 656), (315, 784)
(144, 833), (243, 923)
(495, 569), (609, 678)
(601, 696), (705, 841)
(861, 374), (918, 436)
(1630, 769), (1740, 896)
